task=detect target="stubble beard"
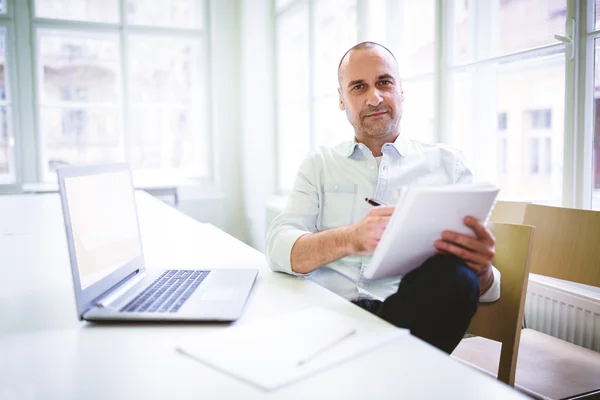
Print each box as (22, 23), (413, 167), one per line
(356, 110), (400, 139)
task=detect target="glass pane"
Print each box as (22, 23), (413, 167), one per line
(38, 32), (120, 103)
(38, 31), (121, 175)
(276, 4), (310, 191)
(313, 0), (357, 98)
(452, 0), (566, 65)
(450, 55), (564, 204)
(452, 0), (471, 65)
(314, 95), (353, 148)
(397, 0), (435, 77)
(0, 30), (6, 101)
(0, 27), (12, 182)
(41, 106), (123, 171)
(126, 0), (204, 28)
(128, 36), (205, 175)
(129, 107), (204, 173)
(35, 0), (119, 23)
(592, 39), (600, 210)
(596, 0), (600, 31)
(0, 0), (6, 14)
(0, 107), (13, 179)
(128, 36), (198, 104)
(276, 0), (296, 12)
(401, 78), (434, 143)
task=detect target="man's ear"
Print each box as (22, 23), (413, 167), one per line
(338, 87), (345, 111)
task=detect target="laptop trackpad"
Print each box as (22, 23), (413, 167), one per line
(200, 286), (237, 302)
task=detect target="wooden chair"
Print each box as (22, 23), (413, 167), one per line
(452, 222), (535, 387)
(489, 201), (530, 225)
(523, 204), (600, 287)
(515, 204), (600, 399)
(455, 204), (600, 399)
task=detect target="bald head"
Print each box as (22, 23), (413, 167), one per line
(338, 42), (398, 88)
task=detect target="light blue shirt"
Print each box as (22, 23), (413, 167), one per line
(266, 135), (501, 303)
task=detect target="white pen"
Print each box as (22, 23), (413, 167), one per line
(297, 329), (357, 366)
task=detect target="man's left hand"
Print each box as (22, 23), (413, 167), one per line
(433, 216), (496, 295)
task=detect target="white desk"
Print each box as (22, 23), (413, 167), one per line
(0, 192), (527, 399)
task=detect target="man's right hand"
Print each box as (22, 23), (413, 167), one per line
(348, 206), (395, 255)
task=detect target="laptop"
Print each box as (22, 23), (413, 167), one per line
(57, 163), (258, 322)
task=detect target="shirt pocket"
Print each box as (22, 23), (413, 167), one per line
(321, 182), (357, 230)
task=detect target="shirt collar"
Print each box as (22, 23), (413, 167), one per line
(337, 134), (409, 158)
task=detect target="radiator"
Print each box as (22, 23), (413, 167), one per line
(525, 274), (600, 352)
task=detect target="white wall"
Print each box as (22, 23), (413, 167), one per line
(186, 0), (249, 242)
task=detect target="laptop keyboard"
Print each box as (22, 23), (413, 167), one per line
(121, 270), (210, 313)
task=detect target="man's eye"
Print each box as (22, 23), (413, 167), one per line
(379, 80), (392, 86)
(352, 84), (364, 91)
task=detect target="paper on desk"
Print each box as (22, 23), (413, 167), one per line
(176, 307), (408, 391)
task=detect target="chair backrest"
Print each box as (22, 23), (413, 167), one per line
(522, 204), (600, 287)
(466, 222), (535, 386)
(489, 201), (530, 224)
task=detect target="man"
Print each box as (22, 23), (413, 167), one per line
(266, 42), (500, 354)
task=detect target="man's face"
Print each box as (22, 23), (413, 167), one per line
(338, 47), (404, 141)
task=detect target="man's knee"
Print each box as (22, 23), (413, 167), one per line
(407, 254), (479, 306)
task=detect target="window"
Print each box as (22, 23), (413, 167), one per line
(528, 137), (552, 175)
(275, 0), (310, 190)
(38, 31), (123, 173)
(4, 0), (208, 186)
(497, 112), (508, 176)
(275, 0), (357, 191)
(374, 0), (436, 143)
(527, 109), (552, 129)
(313, 0), (357, 149)
(0, 24), (13, 183)
(592, 10), (600, 210)
(498, 113), (507, 131)
(449, 1), (565, 205)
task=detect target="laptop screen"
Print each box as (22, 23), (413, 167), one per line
(63, 170), (142, 290)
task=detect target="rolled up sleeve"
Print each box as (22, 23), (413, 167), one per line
(266, 153), (320, 276)
(479, 265), (501, 302)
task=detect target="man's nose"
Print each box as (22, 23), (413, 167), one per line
(366, 87), (383, 107)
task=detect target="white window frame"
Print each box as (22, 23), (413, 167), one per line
(4, 0), (211, 191)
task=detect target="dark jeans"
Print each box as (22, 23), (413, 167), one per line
(353, 253), (479, 354)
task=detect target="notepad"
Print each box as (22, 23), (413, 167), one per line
(363, 183), (500, 280)
(176, 307), (408, 391)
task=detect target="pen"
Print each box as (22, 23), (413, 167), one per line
(297, 329), (357, 366)
(365, 197), (388, 207)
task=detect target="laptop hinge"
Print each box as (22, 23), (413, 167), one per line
(92, 269), (146, 309)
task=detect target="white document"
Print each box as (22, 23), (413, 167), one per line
(176, 307), (408, 391)
(363, 183), (500, 280)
